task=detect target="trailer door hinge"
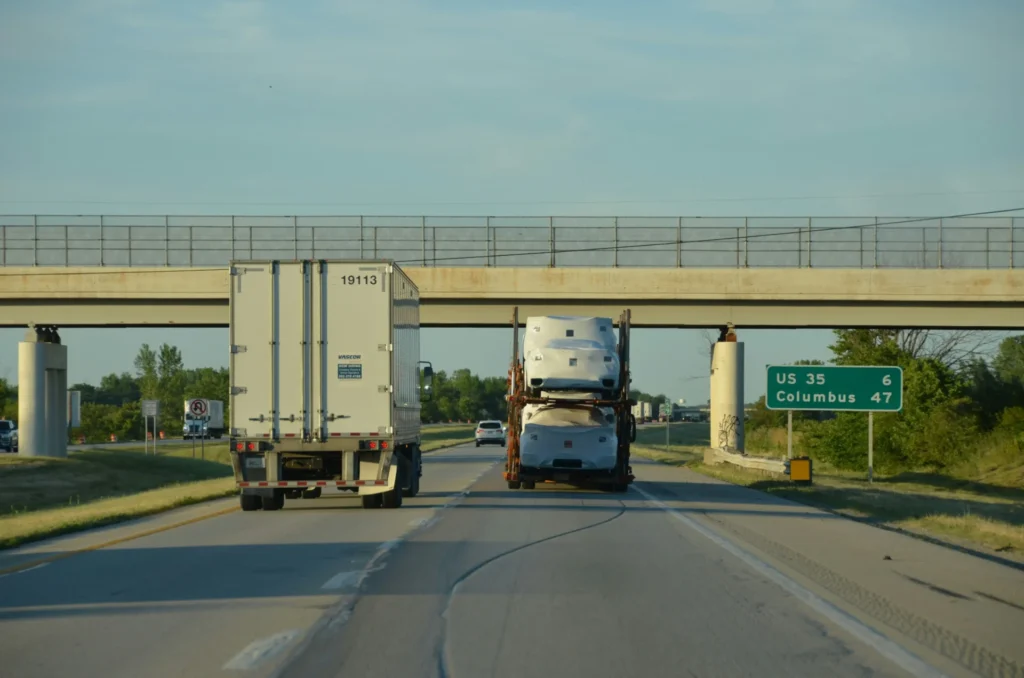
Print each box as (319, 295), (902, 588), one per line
(231, 386), (248, 395)
(378, 384), (393, 393)
(378, 343), (393, 352)
(231, 345), (247, 354)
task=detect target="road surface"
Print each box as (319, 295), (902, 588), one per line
(1, 443), (1021, 678)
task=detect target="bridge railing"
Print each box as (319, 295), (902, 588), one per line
(0, 215), (1020, 268)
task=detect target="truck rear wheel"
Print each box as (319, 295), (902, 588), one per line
(361, 493), (383, 509)
(261, 491), (285, 511)
(302, 487), (322, 499)
(381, 487), (403, 509)
(240, 493), (261, 511)
(521, 480), (536, 490)
(507, 480), (521, 490)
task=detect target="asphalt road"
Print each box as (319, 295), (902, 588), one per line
(1, 443), (1021, 678)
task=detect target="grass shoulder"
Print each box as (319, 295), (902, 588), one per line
(0, 424), (476, 550)
(632, 422), (1024, 557)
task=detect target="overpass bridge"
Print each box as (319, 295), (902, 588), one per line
(4, 213), (1022, 460)
(1, 214), (1021, 329)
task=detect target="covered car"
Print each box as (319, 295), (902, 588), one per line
(523, 338), (620, 392)
(519, 405), (618, 473)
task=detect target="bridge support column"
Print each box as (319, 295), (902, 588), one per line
(710, 325), (744, 452)
(18, 325), (68, 458)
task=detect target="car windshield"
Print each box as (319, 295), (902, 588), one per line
(478, 421), (502, 429)
(0, 421), (12, 432)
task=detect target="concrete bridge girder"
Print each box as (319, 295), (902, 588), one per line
(0, 266), (1022, 329)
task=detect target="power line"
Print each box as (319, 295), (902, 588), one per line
(394, 207), (1024, 265)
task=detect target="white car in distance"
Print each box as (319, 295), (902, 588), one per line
(475, 420), (506, 447)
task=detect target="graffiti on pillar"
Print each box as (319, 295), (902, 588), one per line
(717, 413), (740, 451)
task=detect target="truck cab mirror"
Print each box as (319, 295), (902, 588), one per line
(419, 361), (434, 402)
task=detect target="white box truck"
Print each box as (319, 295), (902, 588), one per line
(228, 260), (433, 511)
(183, 398), (224, 439)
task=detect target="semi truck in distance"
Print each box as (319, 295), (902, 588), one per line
(227, 260), (433, 512)
(505, 311), (636, 493)
(182, 398), (224, 439)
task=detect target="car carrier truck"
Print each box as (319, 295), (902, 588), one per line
(228, 260), (433, 511)
(504, 308), (636, 493)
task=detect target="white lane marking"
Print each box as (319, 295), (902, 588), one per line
(263, 458), (502, 677)
(223, 630), (302, 671)
(634, 484), (948, 678)
(321, 570), (363, 591)
(0, 562), (49, 579)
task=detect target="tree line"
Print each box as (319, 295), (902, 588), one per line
(746, 330), (1024, 472)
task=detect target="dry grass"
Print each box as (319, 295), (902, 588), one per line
(632, 422), (1024, 556)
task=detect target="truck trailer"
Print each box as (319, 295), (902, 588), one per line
(227, 260), (433, 511)
(504, 308), (636, 492)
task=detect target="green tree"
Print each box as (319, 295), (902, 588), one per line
(156, 344), (186, 432)
(0, 377), (8, 420)
(811, 330), (976, 471)
(98, 372), (142, 405)
(134, 344), (159, 399)
(993, 335), (1024, 385)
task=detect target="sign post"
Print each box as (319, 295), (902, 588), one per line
(766, 365), (903, 481)
(665, 398), (672, 452)
(141, 400), (160, 456)
(188, 399), (208, 459)
(787, 410), (793, 460)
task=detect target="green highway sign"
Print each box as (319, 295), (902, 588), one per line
(766, 365), (903, 412)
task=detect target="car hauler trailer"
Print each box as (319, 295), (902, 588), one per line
(228, 260), (433, 511)
(504, 308), (636, 493)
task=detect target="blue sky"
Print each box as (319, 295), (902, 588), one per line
(1, 0), (1022, 404)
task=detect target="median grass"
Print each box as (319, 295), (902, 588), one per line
(0, 424), (476, 550)
(0, 450), (234, 549)
(632, 423), (1024, 556)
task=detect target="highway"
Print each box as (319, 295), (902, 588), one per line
(1, 444), (1022, 678)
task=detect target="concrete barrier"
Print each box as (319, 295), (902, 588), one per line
(703, 447), (788, 476)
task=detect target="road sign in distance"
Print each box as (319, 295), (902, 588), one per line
(142, 399), (160, 417)
(188, 398), (208, 417)
(766, 365), (903, 412)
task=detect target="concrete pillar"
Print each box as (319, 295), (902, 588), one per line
(18, 325), (68, 458)
(710, 338), (744, 452)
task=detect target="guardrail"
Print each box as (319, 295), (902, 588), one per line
(0, 215), (1020, 268)
(703, 447), (789, 475)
